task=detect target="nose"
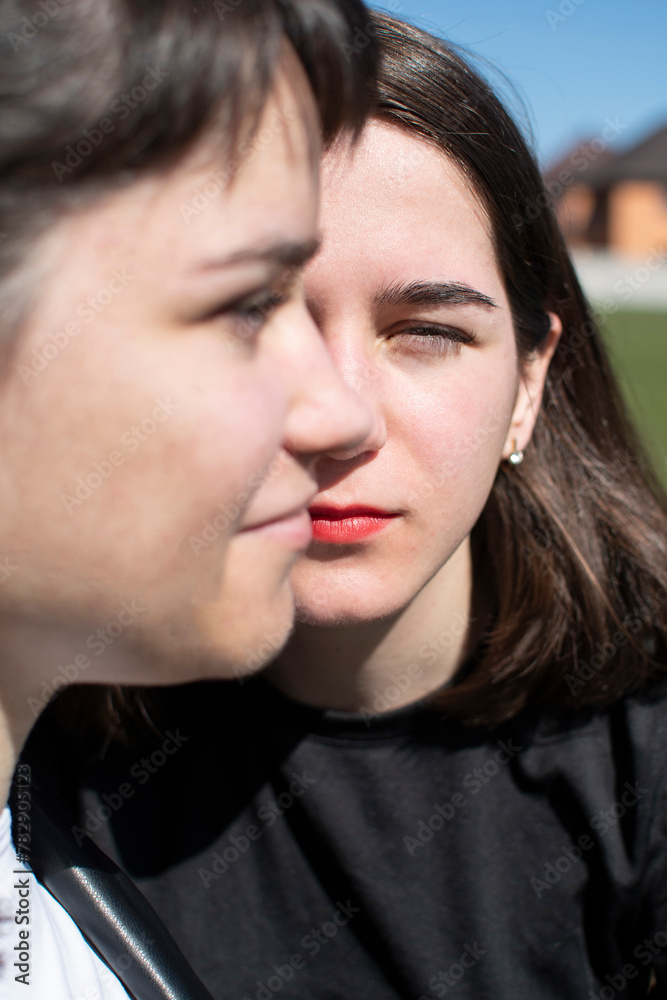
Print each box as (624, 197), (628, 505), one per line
(321, 354), (387, 462)
(280, 302), (374, 465)
(287, 310), (387, 461)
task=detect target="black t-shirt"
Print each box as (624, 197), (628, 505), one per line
(26, 676), (667, 999)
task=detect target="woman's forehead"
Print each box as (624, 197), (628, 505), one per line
(324, 120), (459, 183)
(321, 120), (490, 232)
(316, 121), (499, 295)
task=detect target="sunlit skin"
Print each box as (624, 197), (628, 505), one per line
(265, 121), (560, 712)
(0, 63), (372, 802)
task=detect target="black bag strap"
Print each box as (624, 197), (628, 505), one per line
(18, 790), (217, 1000)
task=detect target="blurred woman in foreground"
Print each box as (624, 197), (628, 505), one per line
(0, 0), (375, 995)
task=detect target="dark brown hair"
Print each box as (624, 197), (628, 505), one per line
(0, 0), (377, 339)
(372, 12), (667, 726)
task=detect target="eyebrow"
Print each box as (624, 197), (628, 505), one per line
(375, 280), (498, 310)
(193, 237), (321, 273)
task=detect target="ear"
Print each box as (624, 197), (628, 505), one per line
(501, 312), (562, 460)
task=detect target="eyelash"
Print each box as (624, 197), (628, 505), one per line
(389, 325), (476, 356)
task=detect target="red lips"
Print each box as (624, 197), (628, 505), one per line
(309, 505), (399, 544)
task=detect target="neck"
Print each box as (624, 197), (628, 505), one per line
(266, 540), (480, 713)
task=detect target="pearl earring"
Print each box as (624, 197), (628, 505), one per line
(508, 439), (524, 466)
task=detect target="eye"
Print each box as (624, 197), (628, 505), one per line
(230, 290), (290, 340)
(387, 325), (476, 357)
(197, 270), (298, 344)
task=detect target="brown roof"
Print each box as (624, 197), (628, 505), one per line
(544, 141), (615, 187)
(567, 123), (667, 188)
(544, 125), (667, 190)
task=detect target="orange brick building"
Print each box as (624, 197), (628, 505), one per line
(545, 124), (667, 255)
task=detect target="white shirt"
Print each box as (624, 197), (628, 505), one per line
(0, 806), (130, 999)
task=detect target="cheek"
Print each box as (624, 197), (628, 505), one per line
(0, 319), (284, 582)
(389, 364), (518, 514)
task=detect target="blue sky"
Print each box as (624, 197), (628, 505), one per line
(369, 0), (667, 168)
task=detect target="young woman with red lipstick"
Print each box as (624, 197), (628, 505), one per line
(24, 12), (667, 1000)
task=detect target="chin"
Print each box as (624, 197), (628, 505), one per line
(189, 531), (302, 677)
(293, 586), (410, 628)
(193, 577), (296, 681)
(122, 545), (298, 684)
(291, 552), (416, 627)
(98, 584), (293, 688)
